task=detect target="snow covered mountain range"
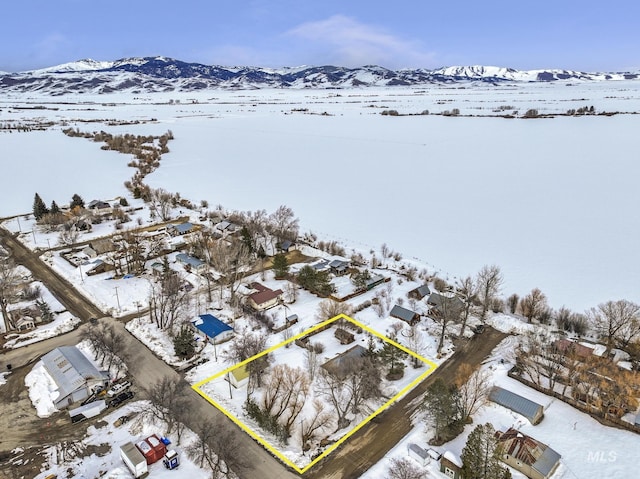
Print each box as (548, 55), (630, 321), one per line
(1, 56), (638, 94)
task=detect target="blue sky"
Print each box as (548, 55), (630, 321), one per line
(2, 0), (639, 72)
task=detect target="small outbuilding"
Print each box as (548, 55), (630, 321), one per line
(440, 450), (463, 479)
(389, 304), (420, 325)
(407, 443), (430, 466)
(489, 386), (544, 425)
(229, 364), (250, 388)
(321, 345), (368, 379)
(408, 283), (431, 300)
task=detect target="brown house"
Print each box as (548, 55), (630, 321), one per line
(247, 282), (283, 311)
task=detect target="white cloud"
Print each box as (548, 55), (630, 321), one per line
(286, 15), (436, 68)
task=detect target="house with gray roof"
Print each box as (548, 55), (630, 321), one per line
(390, 304), (420, 325)
(41, 346), (109, 409)
(489, 386), (544, 425)
(409, 283), (431, 300)
(427, 292), (464, 319)
(168, 222), (193, 236)
(497, 428), (561, 479)
(176, 253), (207, 272)
(321, 345), (367, 378)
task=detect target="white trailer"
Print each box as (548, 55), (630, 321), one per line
(69, 400), (107, 423)
(120, 442), (148, 478)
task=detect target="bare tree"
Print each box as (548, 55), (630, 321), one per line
(405, 323), (428, 367)
(208, 238), (254, 302)
(344, 356), (382, 414)
(436, 294), (462, 354)
(476, 265), (503, 320)
(456, 364), (492, 423)
(316, 369), (353, 429)
(387, 457), (427, 479)
(304, 348), (319, 382)
(139, 376), (190, 435)
(316, 299), (352, 322)
(81, 322), (128, 378)
(507, 293), (519, 314)
(58, 221), (80, 246)
(224, 328), (270, 393)
(457, 275), (478, 336)
(519, 288), (548, 323)
(588, 300), (640, 353)
(150, 188), (173, 221)
(262, 364), (310, 435)
(300, 399), (333, 451)
(188, 419), (248, 478)
(149, 268), (191, 331)
(0, 256), (20, 331)
(268, 205), (299, 247)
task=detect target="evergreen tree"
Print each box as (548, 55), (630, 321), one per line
(33, 193), (49, 220)
(272, 253), (289, 279)
(461, 423), (509, 479)
(351, 269), (372, 291)
(173, 325), (196, 359)
(70, 193), (85, 209)
(50, 200), (61, 215)
(36, 299), (54, 322)
(240, 226), (255, 254)
(423, 378), (462, 443)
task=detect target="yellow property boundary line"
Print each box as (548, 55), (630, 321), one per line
(192, 313), (438, 475)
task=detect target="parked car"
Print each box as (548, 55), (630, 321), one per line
(110, 391), (135, 408)
(473, 324), (485, 334)
(107, 380), (132, 398)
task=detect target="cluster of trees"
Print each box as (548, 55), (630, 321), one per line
(81, 321), (128, 378)
(296, 265), (335, 297)
(422, 367), (491, 444)
(0, 256), (20, 331)
(567, 105), (596, 115)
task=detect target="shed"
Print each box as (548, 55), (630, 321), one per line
(41, 346), (109, 409)
(408, 443), (430, 466)
(409, 283), (431, 300)
(498, 428), (561, 479)
(191, 314), (234, 343)
(278, 240), (295, 252)
(440, 450), (463, 479)
(489, 386), (544, 425)
(229, 364), (250, 388)
(390, 304), (420, 325)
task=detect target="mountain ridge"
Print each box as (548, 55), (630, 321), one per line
(1, 56), (638, 95)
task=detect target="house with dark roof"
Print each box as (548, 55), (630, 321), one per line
(41, 346), (109, 409)
(191, 314), (234, 343)
(390, 304), (420, 325)
(427, 292), (464, 318)
(277, 240), (295, 253)
(408, 284), (431, 300)
(87, 200), (111, 210)
(497, 428), (561, 479)
(489, 386), (544, 425)
(321, 345), (367, 378)
(329, 259), (350, 276)
(247, 283), (283, 311)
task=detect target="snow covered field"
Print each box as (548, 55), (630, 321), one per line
(2, 83), (639, 311)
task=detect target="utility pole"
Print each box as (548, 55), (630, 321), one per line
(114, 286), (121, 312)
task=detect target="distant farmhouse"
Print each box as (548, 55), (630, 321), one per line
(42, 346), (109, 409)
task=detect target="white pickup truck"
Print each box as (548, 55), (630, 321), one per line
(107, 380), (132, 398)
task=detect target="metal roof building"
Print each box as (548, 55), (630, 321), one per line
(498, 428), (561, 479)
(489, 386), (544, 425)
(390, 304), (420, 324)
(41, 346), (109, 409)
(191, 314), (234, 342)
